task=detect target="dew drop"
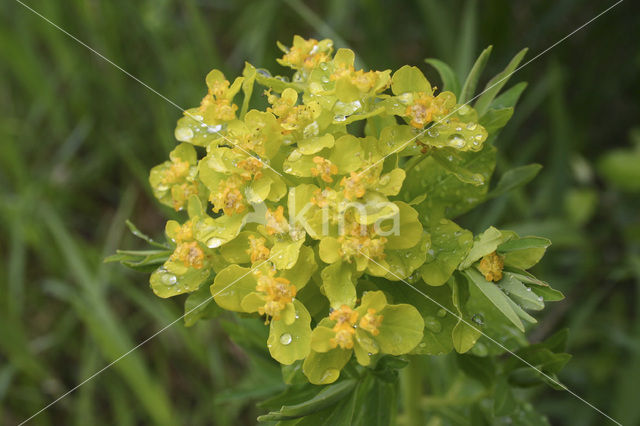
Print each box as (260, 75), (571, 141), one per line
(475, 134), (484, 141)
(436, 308), (446, 318)
(455, 126), (463, 132)
(279, 333), (292, 345)
(288, 150), (302, 161)
(526, 287), (532, 292)
(427, 128), (439, 138)
(303, 121), (319, 138)
(207, 124), (223, 133)
(319, 62), (328, 71)
(321, 76), (330, 83)
(206, 238), (224, 248)
(162, 273), (177, 285)
(447, 134), (466, 149)
(334, 114), (347, 122)
(175, 127), (194, 142)
(537, 296), (544, 302)
(458, 105), (471, 115)
(471, 313), (485, 326)
(257, 69), (271, 77)
(466, 122), (477, 131)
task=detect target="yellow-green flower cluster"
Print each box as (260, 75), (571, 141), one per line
(147, 36), (501, 384)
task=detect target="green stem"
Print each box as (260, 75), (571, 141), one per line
(401, 356), (423, 426)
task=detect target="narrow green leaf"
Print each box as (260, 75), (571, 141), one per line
(464, 269), (524, 332)
(459, 45), (492, 104)
(474, 48), (528, 115)
(424, 58), (460, 95)
(487, 164), (542, 200)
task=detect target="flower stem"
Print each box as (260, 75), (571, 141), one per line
(401, 356), (423, 426)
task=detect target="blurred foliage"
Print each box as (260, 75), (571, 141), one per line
(0, 0), (638, 425)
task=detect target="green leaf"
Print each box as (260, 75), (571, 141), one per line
(184, 281), (221, 326)
(257, 379), (357, 421)
(493, 378), (517, 416)
(420, 219), (473, 286)
(424, 58), (460, 95)
(491, 81), (528, 109)
(104, 249), (171, 273)
(150, 264), (210, 298)
(463, 269), (524, 332)
(474, 48), (528, 116)
(267, 300), (312, 365)
(457, 353), (495, 388)
(450, 275), (481, 353)
(125, 220), (170, 249)
(478, 107), (514, 134)
(503, 269), (564, 302)
(486, 164), (542, 200)
(498, 235), (551, 269)
(497, 274), (544, 311)
(459, 45), (492, 104)
(459, 226), (504, 269)
(402, 143), (497, 224)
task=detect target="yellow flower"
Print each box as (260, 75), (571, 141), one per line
(279, 37), (332, 71)
(478, 251), (505, 282)
(329, 305), (359, 349)
(340, 172), (368, 200)
(359, 308), (383, 336)
(170, 241), (205, 269)
(311, 156), (338, 183)
(210, 175), (246, 216)
(199, 78), (238, 121)
(237, 157), (264, 180)
(405, 91), (451, 129)
(265, 206), (289, 235)
(337, 220), (387, 262)
(255, 269), (297, 321)
(247, 235), (270, 263)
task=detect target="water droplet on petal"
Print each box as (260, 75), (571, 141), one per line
(537, 296), (543, 302)
(447, 134), (466, 149)
(279, 333), (292, 345)
(526, 287), (532, 292)
(424, 316), (442, 333)
(162, 273), (177, 285)
(436, 308), (446, 318)
(466, 122), (477, 131)
(334, 114), (347, 122)
(207, 238), (224, 248)
(175, 127), (194, 142)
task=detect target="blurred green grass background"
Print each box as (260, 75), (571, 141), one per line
(1, 0), (639, 424)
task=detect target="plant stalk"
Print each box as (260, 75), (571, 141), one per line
(401, 356), (423, 426)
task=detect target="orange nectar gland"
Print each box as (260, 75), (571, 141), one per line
(281, 39), (331, 71)
(406, 92), (447, 129)
(237, 157), (264, 180)
(359, 308), (383, 336)
(199, 79), (237, 121)
(254, 270), (297, 322)
(340, 172), (367, 200)
(329, 305), (359, 349)
(171, 241), (205, 269)
(478, 251), (505, 282)
(247, 235), (270, 263)
(338, 221), (387, 261)
(210, 176), (246, 216)
(265, 206), (289, 235)
(311, 156), (338, 183)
